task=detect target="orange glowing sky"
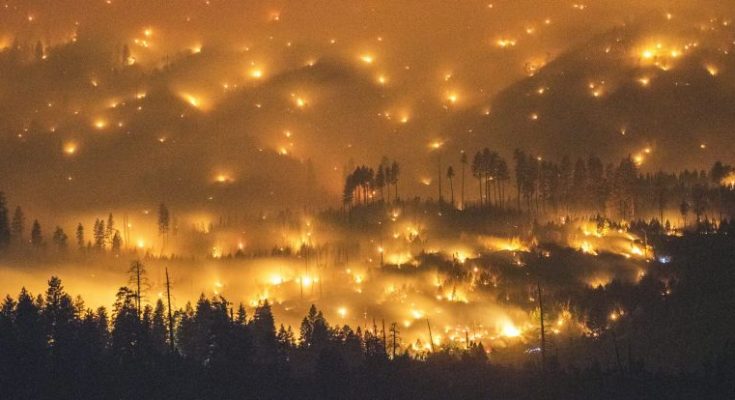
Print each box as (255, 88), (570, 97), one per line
(0, 0), (732, 214)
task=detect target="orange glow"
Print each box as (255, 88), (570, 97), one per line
(63, 141), (78, 155)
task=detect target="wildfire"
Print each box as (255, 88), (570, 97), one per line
(214, 173), (233, 183)
(446, 91), (459, 105)
(93, 118), (107, 130)
(637, 76), (651, 87)
(359, 54), (375, 64)
(495, 38), (517, 48)
(705, 64), (719, 76)
(180, 92), (204, 109)
(580, 241), (597, 255)
(500, 321), (522, 338)
(249, 68), (264, 79)
(63, 141), (78, 155)
(291, 94), (308, 108)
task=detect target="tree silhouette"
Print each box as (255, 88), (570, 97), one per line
(105, 213), (115, 247)
(30, 220), (42, 247)
(573, 158), (588, 211)
(376, 164), (386, 201)
(447, 166), (455, 207)
(51, 227), (68, 251)
(472, 151), (484, 207)
(150, 299), (168, 354)
(513, 149), (525, 211)
(111, 231), (122, 255)
(252, 300), (278, 363)
(111, 287), (142, 362)
(460, 151), (467, 209)
(10, 206), (24, 245)
(691, 184), (709, 224)
(158, 203), (170, 253)
(680, 199), (690, 229)
(390, 161), (400, 202)
(128, 261), (147, 317)
(497, 158), (510, 209)
(75, 223), (84, 250)
(0, 192), (10, 247)
(93, 219), (105, 250)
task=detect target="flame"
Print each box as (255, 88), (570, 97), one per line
(63, 141), (78, 155)
(500, 321), (521, 338)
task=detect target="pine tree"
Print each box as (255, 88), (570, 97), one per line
(105, 214), (114, 247)
(128, 261), (147, 317)
(460, 151), (468, 209)
(43, 277), (76, 362)
(447, 166), (455, 207)
(0, 192), (10, 247)
(300, 304), (318, 348)
(158, 203), (170, 254)
(277, 324), (295, 352)
(52, 227), (68, 250)
(30, 220), (42, 247)
(11, 206), (24, 244)
(252, 300), (277, 361)
(75, 223), (84, 250)
(151, 299), (168, 353)
(111, 287), (142, 361)
(93, 219), (105, 250)
(111, 231), (122, 255)
(376, 165), (386, 201)
(390, 161), (400, 201)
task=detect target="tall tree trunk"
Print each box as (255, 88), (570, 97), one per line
(437, 156), (442, 203)
(478, 178), (483, 208)
(461, 163), (465, 209)
(537, 282), (546, 372)
(517, 180), (522, 211)
(485, 175), (490, 208)
(165, 267), (175, 352)
(449, 177), (454, 207)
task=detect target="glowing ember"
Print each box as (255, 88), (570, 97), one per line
(63, 142), (78, 155)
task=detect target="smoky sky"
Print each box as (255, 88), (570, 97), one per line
(0, 0), (733, 218)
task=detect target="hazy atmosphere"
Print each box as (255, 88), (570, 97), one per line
(2, 2), (735, 399)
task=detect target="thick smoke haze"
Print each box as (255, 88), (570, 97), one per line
(0, 1), (732, 215)
(2, 3), (735, 386)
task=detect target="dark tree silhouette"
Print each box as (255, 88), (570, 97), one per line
(390, 161), (400, 201)
(10, 206), (24, 245)
(0, 192), (10, 247)
(93, 219), (105, 250)
(30, 220), (42, 247)
(447, 165), (455, 207)
(75, 223), (84, 250)
(51, 227), (68, 251)
(460, 151), (468, 209)
(158, 203), (170, 253)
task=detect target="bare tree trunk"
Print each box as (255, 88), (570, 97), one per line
(165, 267), (175, 352)
(461, 163), (465, 209)
(449, 177), (454, 207)
(478, 178), (483, 208)
(392, 323), (397, 358)
(437, 155), (442, 203)
(537, 281), (546, 372)
(426, 318), (435, 353)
